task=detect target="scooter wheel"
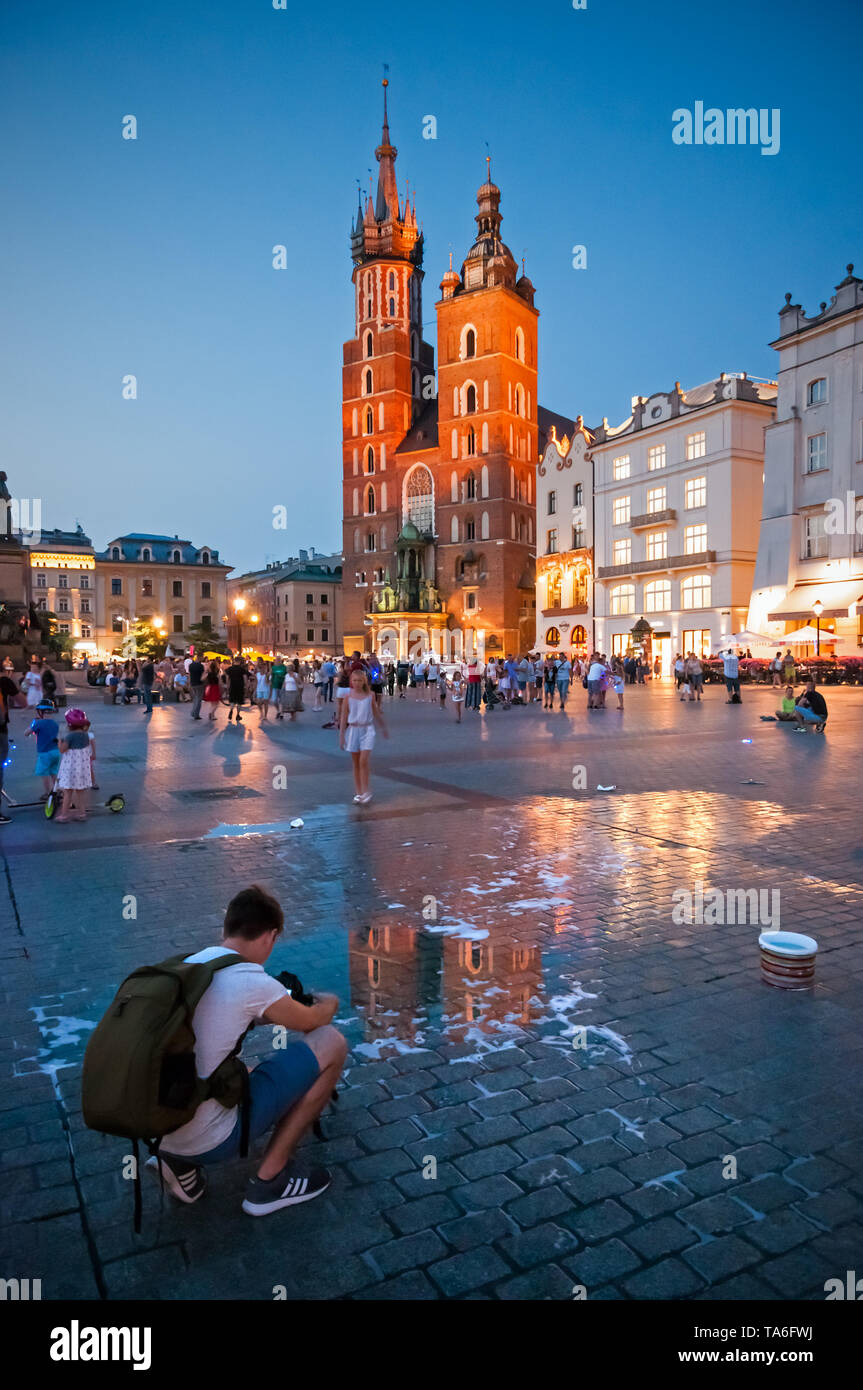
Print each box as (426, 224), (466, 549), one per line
(106, 794), (126, 813)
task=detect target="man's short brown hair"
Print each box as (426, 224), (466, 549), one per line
(223, 884), (284, 940)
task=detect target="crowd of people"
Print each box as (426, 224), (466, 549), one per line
(0, 636), (834, 824)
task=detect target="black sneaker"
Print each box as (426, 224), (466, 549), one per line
(0, 814), (11, 825)
(242, 1163), (331, 1217)
(145, 1153), (207, 1204)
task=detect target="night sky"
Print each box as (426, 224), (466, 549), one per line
(3, 0), (861, 573)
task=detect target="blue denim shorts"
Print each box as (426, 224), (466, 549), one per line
(177, 1042), (320, 1165)
(798, 705), (822, 723)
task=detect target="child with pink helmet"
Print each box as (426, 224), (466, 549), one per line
(55, 708), (95, 823)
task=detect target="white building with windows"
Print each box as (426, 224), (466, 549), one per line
(591, 374), (776, 672)
(749, 265), (863, 650)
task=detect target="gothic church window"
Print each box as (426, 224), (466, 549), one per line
(466, 384), (477, 414)
(366, 485), (376, 515)
(364, 369), (373, 394)
(365, 332), (373, 357)
(466, 427), (476, 457)
(404, 464), (435, 535)
(365, 406), (373, 434)
(366, 447), (374, 474)
(465, 470), (477, 501)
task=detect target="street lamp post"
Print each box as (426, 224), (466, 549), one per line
(812, 598), (823, 657)
(232, 597), (246, 653)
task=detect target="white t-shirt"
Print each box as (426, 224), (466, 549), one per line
(723, 654), (739, 678)
(588, 662), (605, 681)
(163, 947), (286, 1157)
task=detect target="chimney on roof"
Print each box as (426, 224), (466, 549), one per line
(299, 548), (308, 563)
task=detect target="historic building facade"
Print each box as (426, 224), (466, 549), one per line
(227, 549), (342, 658)
(749, 265), (863, 650)
(535, 419), (594, 656)
(95, 533), (230, 656)
(341, 85), (565, 661)
(591, 374), (776, 672)
(28, 526), (98, 655)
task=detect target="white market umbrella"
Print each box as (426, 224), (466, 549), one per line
(783, 625), (834, 645)
(711, 629), (774, 653)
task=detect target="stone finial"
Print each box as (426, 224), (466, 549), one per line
(784, 292), (792, 304)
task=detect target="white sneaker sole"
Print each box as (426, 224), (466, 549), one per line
(241, 1178), (331, 1217)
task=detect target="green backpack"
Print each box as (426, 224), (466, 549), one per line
(82, 951), (252, 1229)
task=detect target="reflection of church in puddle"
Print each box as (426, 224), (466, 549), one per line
(349, 919), (544, 1043)
(341, 83), (572, 660)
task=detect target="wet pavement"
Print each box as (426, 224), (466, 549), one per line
(2, 678), (862, 1300)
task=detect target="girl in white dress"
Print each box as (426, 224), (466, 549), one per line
(450, 669), (465, 723)
(55, 708), (94, 822)
(338, 668), (387, 804)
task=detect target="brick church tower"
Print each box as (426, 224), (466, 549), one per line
(433, 161), (539, 657)
(341, 81), (435, 651)
(342, 90), (548, 659)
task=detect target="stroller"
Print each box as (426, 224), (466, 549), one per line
(483, 680), (503, 710)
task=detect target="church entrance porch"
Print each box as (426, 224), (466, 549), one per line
(370, 610), (458, 662)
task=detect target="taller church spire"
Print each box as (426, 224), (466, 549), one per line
(350, 82), (423, 269)
(374, 79), (399, 221)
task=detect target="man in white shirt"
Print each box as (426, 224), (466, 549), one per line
(151, 885), (348, 1217)
(722, 650), (741, 702)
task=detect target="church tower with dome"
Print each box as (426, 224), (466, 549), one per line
(341, 87), (569, 660)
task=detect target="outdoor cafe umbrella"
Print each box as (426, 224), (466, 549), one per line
(782, 626), (834, 644)
(711, 629), (774, 653)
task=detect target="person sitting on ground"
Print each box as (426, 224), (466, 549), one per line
(793, 679), (828, 733)
(148, 884), (348, 1217)
(775, 685), (797, 721)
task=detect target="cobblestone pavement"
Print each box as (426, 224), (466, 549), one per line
(2, 678), (862, 1300)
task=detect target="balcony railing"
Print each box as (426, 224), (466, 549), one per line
(596, 550), (715, 580)
(629, 508), (677, 530)
(541, 603), (588, 617)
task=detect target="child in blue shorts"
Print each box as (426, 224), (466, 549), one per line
(25, 699), (60, 798)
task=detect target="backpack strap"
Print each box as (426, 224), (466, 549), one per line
(132, 1138), (142, 1234)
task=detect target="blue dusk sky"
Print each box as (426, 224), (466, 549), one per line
(2, 0), (861, 575)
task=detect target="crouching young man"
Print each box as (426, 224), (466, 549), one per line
(149, 884), (348, 1217)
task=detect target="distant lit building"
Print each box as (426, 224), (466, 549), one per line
(27, 526), (98, 655)
(95, 533), (230, 656)
(591, 374), (776, 672)
(535, 418), (594, 656)
(749, 264), (863, 650)
(227, 549), (342, 658)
